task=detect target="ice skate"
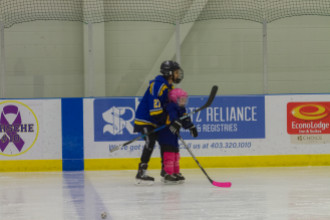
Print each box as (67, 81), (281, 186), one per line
(174, 173), (185, 184)
(161, 173), (180, 184)
(135, 163), (155, 186)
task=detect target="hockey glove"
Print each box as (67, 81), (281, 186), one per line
(189, 125), (198, 138)
(169, 120), (182, 135)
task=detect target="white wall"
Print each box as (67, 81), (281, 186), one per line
(180, 19), (263, 95)
(104, 21), (175, 96)
(3, 16), (330, 98)
(5, 21), (84, 98)
(268, 16), (330, 94)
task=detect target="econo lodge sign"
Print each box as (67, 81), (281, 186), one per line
(287, 102), (330, 134)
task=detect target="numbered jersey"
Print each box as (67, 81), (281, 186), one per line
(134, 75), (173, 132)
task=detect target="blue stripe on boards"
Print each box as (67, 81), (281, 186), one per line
(62, 98), (84, 171)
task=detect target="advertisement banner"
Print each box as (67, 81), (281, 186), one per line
(0, 99), (62, 159)
(93, 96), (265, 143)
(187, 96), (265, 139)
(287, 102), (330, 134)
(85, 94), (330, 160)
(287, 102), (330, 144)
(94, 98), (138, 142)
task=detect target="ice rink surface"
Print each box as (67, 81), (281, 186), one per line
(0, 166), (330, 220)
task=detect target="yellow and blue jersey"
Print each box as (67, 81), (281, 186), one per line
(134, 75), (173, 132)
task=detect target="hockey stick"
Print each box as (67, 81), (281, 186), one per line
(178, 134), (232, 188)
(109, 85), (218, 153)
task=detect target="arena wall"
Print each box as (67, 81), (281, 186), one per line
(0, 94), (329, 171)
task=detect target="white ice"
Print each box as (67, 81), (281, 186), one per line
(0, 166), (330, 220)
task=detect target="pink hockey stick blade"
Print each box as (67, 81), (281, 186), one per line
(212, 181), (232, 188)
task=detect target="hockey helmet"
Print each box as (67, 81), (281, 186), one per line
(169, 88), (188, 106)
(160, 60), (184, 84)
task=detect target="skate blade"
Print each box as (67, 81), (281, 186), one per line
(135, 179), (154, 186)
(161, 178), (181, 185)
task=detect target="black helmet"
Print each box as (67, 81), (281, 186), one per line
(160, 60), (184, 84)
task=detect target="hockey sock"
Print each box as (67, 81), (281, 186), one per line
(174, 152), (180, 174)
(163, 152), (175, 175)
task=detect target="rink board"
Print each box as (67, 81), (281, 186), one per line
(0, 99), (62, 171)
(85, 94), (330, 170)
(1, 94), (330, 171)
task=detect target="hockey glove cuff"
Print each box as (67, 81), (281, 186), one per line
(169, 120), (182, 135)
(182, 116), (194, 129)
(189, 125), (198, 138)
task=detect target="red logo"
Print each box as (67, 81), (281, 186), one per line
(287, 102), (330, 134)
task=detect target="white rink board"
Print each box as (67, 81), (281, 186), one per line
(0, 99), (62, 160)
(265, 94), (330, 155)
(84, 95), (330, 159)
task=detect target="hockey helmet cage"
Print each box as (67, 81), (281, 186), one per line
(160, 60), (184, 84)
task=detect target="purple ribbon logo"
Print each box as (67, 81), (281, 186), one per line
(0, 105), (25, 152)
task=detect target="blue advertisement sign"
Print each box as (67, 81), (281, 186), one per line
(94, 95), (265, 142)
(185, 96), (265, 139)
(94, 98), (138, 141)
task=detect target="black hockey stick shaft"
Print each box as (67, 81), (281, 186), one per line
(180, 135), (212, 183)
(178, 134), (232, 188)
(109, 85), (218, 153)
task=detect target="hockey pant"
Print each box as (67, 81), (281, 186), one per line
(139, 126), (164, 166)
